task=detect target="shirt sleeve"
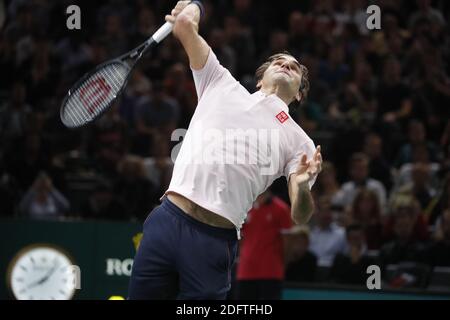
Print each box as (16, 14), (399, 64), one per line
(284, 139), (317, 190)
(191, 49), (227, 100)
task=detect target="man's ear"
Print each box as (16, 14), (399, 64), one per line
(256, 80), (262, 89)
(295, 92), (301, 102)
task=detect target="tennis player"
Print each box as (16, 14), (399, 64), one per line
(128, 0), (322, 300)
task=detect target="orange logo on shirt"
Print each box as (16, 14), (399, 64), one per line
(276, 111), (289, 123)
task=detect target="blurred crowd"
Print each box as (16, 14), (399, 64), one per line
(0, 0), (449, 290)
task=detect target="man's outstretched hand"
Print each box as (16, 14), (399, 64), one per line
(294, 145), (322, 188)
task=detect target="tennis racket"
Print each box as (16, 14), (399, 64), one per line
(60, 22), (173, 128)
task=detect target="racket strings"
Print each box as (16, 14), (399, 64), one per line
(62, 62), (129, 127)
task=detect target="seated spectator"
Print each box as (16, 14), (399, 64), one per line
(89, 105), (128, 179)
(395, 162), (438, 214)
(383, 192), (429, 243)
(395, 120), (442, 168)
(114, 155), (158, 221)
(379, 194), (427, 267)
(309, 197), (346, 267)
(312, 161), (341, 205)
(394, 144), (440, 198)
(334, 153), (387, 215)
(425, 209), (450, 267)
(330, 224), (376, 286)
(80, 179), (127, 221)
(363, 132), (393, 192)
(134, 81), (180, 156)
(346, 189), (383, 250)
(19, 172), (70, 220)
(284, 225), (317, 283)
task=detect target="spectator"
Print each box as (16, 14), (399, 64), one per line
(425, 209), (450, 267)
(80, 179), (127, 221)
(335, 153), (387, 215)
(236, 190), (292, 300)
(19, 172), (70, 220)
(330, 224), (376, 286)
(284, 225), (317, 283)
(114, 155), (158, 221)
(309, 197), (346, 268)
(395, 120), (442, 168)
(0, 82), (31, 144)
(379, 194), (427, 267)
(363, 132), (393, 192)
(312, 161), (341, 205)
(347, 189), (383, 250)
(134, 81), (179, 156)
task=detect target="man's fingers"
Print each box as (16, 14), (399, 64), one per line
(301, 154), (307, 163)
(314, 145), (321, 160)
(165, 15), (176, 23)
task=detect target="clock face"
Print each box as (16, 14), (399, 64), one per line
(7, 245), (78, 300)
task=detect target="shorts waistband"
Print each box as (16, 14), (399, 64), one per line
(161, 197), (237, 241)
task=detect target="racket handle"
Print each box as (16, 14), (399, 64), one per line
(151, 22), (174, 43)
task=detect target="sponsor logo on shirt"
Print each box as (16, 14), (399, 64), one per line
(276, 111), (289, 123)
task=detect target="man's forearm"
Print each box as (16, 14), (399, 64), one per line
(291, 184), (314, 225)
(171, 1), (209, 70)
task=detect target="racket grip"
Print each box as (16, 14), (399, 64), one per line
(152, 22), (174, 43)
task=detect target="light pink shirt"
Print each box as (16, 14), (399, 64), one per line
(165, 49), (316, 235)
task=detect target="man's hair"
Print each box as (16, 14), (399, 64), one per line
(255, 52), (310, 105)
(346, 223), (364, 235)
(350, 152), (369, 165)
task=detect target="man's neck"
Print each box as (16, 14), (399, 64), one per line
(260, 86), (292, 106)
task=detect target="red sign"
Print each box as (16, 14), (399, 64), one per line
(79, 77), (112, 115)
(276, 111), (289, 123)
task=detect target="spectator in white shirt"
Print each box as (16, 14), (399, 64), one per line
(335, 152), (387, 215)
(309, 197), (346, 267)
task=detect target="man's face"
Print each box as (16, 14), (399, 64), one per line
(347, 230), (365, 249)
(394, 210), (415, 241)
(351, 160), (368, 182)
(260, 55), (303, 102)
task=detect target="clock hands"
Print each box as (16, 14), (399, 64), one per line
(26, 260), (59, 289)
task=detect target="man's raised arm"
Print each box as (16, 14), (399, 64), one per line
(165, 1), (210, 70)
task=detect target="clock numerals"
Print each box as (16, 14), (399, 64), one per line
(19, 265), (28, 272)
(15, 277), (24, 283)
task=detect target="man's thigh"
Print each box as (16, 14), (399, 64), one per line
(128, 206), (179, 299)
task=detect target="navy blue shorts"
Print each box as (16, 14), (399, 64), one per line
(128, 197), (238, 300)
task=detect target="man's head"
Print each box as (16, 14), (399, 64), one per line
(316, 196), (333, 228)
(255, 52), (310, 105)
(349, 152), (369, 183)
(364, 133), (383, 159)
(408, 120), (426, 144)
(391, 194), (420, 242)
(346, 224), (366, 249)
(287, 225), (310, 258)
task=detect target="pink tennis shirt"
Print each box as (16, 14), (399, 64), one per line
(165, 49), (316, 237)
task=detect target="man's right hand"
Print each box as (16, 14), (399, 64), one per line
(165, 1), (192, 25)
(164, 1), (209, 70)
